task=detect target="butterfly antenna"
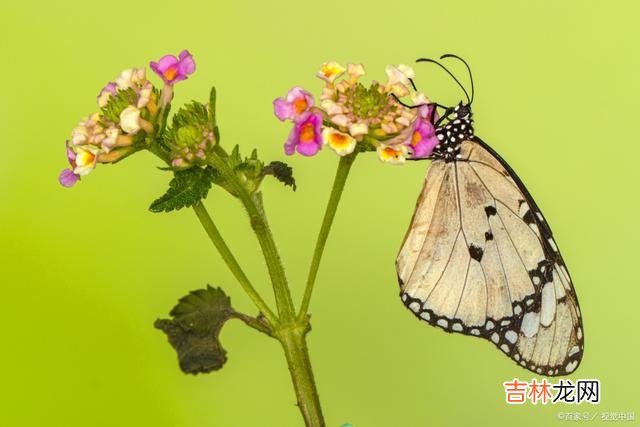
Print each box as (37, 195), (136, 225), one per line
(416, 57), (471, 104)
(440, 54), (474, 104)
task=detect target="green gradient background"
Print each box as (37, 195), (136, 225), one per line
(1, 1), (638, 426)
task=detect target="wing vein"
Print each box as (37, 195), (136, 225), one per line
(405, 164), (450, 285)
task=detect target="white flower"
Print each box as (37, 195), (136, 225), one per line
(346, 63), (366, 82)
(120, 106), (141, 134)
(348, 122), (369, 138)
(116, 68), (147, 90)
(386, 64), (416, 96)
(101, 125), (121, 152)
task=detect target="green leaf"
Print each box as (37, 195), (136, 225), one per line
(155, 286), (235, 374)
(149, 167), (216, 213)
(209, 86), (217, 126)
(262, 161), (296, 191)
(172, 100), (210, 129)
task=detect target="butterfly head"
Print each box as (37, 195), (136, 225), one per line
(452, 102), (471, 120)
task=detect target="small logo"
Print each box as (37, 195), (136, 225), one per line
(503, 378), (600, 404)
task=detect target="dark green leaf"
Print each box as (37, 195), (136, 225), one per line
(262, 161), (296, 191)
(155, 285), (235, 374)
(149, 167), (216, 213)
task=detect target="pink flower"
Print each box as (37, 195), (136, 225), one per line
(284, 112), (323, 156)
(405, 105), (439, 158)
(59, 169), (80, 187)
(273, 87), (314, 121)
(59, 141), (80, 187)
(150, 50), (196, 85)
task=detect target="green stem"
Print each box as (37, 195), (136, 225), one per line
(277, 325), (325, 427)
(207, 152), (296, 321)
(206, 150), (324, 425)
(231, 312), (274, 337)
(298, 152), (357, 321)
(192, 201), (278, 325)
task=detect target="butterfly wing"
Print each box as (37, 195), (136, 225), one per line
(396, 137), (583, 376)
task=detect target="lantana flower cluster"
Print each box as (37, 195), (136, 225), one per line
(273, 62), (439, 164)
(59, 50), (196, 187)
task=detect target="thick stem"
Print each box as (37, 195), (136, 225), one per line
(193, 201), (278, 324)
(278, 326), (325, 427)
(298, 152), (357, 320)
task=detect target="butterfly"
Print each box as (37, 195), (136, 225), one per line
(394, 55), (583, 376)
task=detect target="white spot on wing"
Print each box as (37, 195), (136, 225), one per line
(521, 312), (540, 337)
(437, 318), (448, 328)
(505, 330), (518, 344)
(486, 320), (494, 330)
(420, 311), (431, 321)
(540, 283), (556, 327)
(409, 302), (420, 313)
(566, 360), (578, 373)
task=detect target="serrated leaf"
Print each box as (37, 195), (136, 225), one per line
(262, 161), (296, 191)
(149, 167), (216, 213)
(155, 285), (235, 374)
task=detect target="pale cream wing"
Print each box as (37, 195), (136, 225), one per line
(396, 139), (583, 376)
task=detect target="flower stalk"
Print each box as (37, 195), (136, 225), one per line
(298, 150), (357, 321)
(192, 200), (278, 325)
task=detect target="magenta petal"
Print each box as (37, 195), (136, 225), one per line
(296, 141), (321, 156)
(155, 55), (179, 71)
(418, 104), (439, 123)
(273, 98), (293, 121)
(282, 112), (322, 156)
(177, 50), (196, 75)
(407, 119), (438, 158)
(59, 169), (80, 187)
(284, 127), (297, 155)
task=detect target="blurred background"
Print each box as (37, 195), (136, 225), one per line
(1, 1), (638, 425)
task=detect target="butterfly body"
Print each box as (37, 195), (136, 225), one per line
(432, 103), (474, 162)
(397, 98), (584, 376)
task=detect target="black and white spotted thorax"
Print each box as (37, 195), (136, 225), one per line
(432, 102), (474, 162)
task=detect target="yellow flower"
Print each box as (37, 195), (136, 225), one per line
(323, 128), (356, 156)
(73, 146), (100, 176)
(316, 61), (346, 83)
(377, 144), (408, 164)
